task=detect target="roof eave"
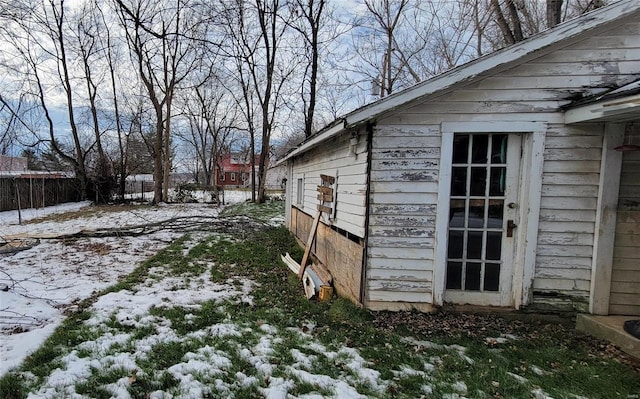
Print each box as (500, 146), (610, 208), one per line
(565, 94), (640, 123)
(275, 119), (347, 165)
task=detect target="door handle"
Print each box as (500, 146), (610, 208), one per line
(507, 220), (517, 237)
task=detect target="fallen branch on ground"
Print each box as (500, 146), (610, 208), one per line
(3, 215), (270, 241)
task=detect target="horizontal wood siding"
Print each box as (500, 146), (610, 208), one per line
(368, 20), (640, 308)
(532, 124), (602, 301)
(610, 134), (640, 316)
(291, 129), (368, 238)
(366, 125), (440, 305)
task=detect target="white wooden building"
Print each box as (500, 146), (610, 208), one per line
(279, 0), (640, 316)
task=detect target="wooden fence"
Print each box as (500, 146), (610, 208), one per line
(0, 176), (81, 212)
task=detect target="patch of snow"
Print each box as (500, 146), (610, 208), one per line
(235, 371), (258, 388)
(240, 336), (277, 379)
(486, 336), (509, 345)
(291, 348), (317, 371)
(0, 201), (92, 226)
(507, 372), (528, 384)
(337, 347), (385, 393)
(452, 380), (468, 395)
(261, 377), (295, 399)
(530, 364), (549, 376)
(289, 368), (368, 399)
(102, 376), (134, 399)
(0, 200), (235, 376)
(531, 387), (555, 399)
(442, 393), (466, 399)
(393, 365), (428, 378)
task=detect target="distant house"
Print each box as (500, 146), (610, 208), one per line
(216, 153), (261, 188)
(278, 0), (640, 317)
(0, 155), (27, 173)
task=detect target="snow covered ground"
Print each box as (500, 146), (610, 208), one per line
(0, 191), (581, 398)
(0, 190), (252, 376)
(1, 193), (415, 398)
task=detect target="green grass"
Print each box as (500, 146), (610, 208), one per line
(2, 200), (638, 398)
(220, 198), (284, 220)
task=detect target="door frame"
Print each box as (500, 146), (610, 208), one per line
(434, 121), (546, 308)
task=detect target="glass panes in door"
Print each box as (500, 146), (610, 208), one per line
(446, 133), (508, 292)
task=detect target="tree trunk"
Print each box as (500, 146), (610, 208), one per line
(546, 0), (563, 28)
(506, 0), (523, 42)
(491, 0), (515, 45)
(163, 96), (172, 200)
(153, 113), (164, 204)
(57, 6), (87, 200)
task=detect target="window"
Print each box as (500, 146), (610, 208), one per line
(296, 178), (303, 205)
(231, 172), (236, 181)
(220, 171), (225, 181)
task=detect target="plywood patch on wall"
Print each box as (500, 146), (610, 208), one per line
(292, 207), (364, 304)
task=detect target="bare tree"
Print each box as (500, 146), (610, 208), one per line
(218, 0), (297, 203)
(289, 0), (326, 138)
(488, 0), (609, 46)
(363, 0), (411, 97)
(114, 0), (202, 204)
(95, 0), (129, 201)
(0, 0), (91, 198)
(178, 61), (239, 202)
(0, 95), (23, 155)
(73, 1), (116, 202)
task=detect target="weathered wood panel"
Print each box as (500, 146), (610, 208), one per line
(292, 207), (364, 304)
(369, 246), (434, 260)
(535, 268), (591, 280)
(368, 268), (432, 281)
(291, 129), (369, 237)
(538, 221), (595, 234)
(537, 232), (594, 246)
(371, 158), (439, 171)
(371, 170), (438, 182)
(534, 123), (601, 302)
(538, 121), (601, 295)
(609, 304), (640, 316)
(532, 278), (590, 294)
(369, 257), (434, 271)
(539, 209), (597, 222)
(541, 184), (599, 197)
(543, 160), (601, 173)
(537, 245), (594, 257)
(367, 290), (432, 303)
(366, 124), (440, 307)
(610, 141), (640, 315)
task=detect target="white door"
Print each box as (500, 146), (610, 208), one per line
(444, 133), (521, 307)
